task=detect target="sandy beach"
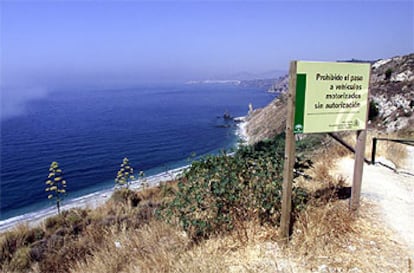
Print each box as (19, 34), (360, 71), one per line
(0, 118), (250, 233)
(0, 166), (186, 232)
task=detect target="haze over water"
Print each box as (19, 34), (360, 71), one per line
(1, 84), (274, 220)
(1, 1), (412, 223)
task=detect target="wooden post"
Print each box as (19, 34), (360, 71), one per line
(350, 130), (367, 210)
(350, 68), (371, 211)
(279, 61), (297, 243)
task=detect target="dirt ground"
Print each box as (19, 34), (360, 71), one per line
(334, 146), (414, 256)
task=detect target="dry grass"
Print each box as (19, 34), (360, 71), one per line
(2, 136), (412, 273)
(319, 131), (409, 169)
(68, 143), (411, 273)
(373, 137), (409, 168)
(288, 200), (412, 272)
(365, 131), (409, 168)
(69, 220), (284, 273)
(67, 198), (412, 273)
(69, 220), (188, 273)
(295, 134), (350, 194)
(290, 139), (412, 272)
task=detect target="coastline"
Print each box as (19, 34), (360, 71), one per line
(235, 116), (250, 145)
(0, 120), (251, 233)
(0, 166), (186, 232)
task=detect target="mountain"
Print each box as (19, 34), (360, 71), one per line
(227, 69), (286, 81)
(245, 53), (414, 144)
(185, 70), (287, 89)
(267, 74), (289, 93)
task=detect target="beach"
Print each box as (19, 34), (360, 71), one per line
(0, 166), (186, 232)
(0, 117), (251, 233)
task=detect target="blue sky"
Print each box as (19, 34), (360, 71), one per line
(1, 0), (413, 88)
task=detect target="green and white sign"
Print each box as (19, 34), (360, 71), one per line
(294, 61), (371, 134)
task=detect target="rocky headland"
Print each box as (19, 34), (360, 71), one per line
(244, 53), (414, 144)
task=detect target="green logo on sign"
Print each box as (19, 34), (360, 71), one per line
(294, 124), (303, 133)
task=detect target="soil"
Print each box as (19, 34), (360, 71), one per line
(334, 146), (414, 256)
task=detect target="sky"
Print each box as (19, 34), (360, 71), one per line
(1, 0), (413, 89)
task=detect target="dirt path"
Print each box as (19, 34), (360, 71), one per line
(334, 146), (414, 256)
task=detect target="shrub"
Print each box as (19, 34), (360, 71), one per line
(44, 214), (65, 233)
(0, 225), (45, 270)
(160, 134), (312, 240)
(369, 100), (380, 120)
(385, 68), (393, 80)
(111, 188), (141, 207)
(8, 246), (31, 272)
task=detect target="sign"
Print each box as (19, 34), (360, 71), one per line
(294, 61), (370, 134)
(280, 61), (371, 244)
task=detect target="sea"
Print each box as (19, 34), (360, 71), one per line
(0, 83), (275, 224)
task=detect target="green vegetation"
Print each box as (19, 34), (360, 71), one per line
(160, 134), (316, 240)
(368, 100), (380, 121)
(385, 68), (393, 80)
(45, 161), (67, 214)
(1, 133), (322, 272)
(115, 157), (135, 189)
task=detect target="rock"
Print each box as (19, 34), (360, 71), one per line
(223, 111), (233, 120)
(114, 241), (122, 248)
(317, 264), (329, 273)
(348, 245), (357, 252)
(245, 53), (414, 143)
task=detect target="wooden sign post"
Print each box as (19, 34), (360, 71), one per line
(279, 62), (297, 243)
(279, 60), (371, 243)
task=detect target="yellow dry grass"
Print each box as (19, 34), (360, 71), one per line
(67, 141), (412, 273)
(67, 201), (412, 273)
(289, 200), (411, 272)
(3, 133), (412, 273)
(317, 130), (410, 170)
(289, 139), (412, 272)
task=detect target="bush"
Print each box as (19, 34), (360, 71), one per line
(385, 68), (393, 80)
(0, 226), (45, 270)
(8, 246), (31, 272)
(111, 188), (141, 207)
(368, 100), (380, 121)
(159, 134), (312, 240)
(43, 209), (91, 235)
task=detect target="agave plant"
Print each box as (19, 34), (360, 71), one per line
(115, 157), (135, 189)
(45, 161), (67, 214)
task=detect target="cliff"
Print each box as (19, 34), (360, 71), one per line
(245, 53), (414, 144)
(245, 93), (288, 144)
(369, 53), (414, 132)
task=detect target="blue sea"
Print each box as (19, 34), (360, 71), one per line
(0, 84), (274, 222)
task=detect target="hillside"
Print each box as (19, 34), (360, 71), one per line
(245, 53), (414, 144)
(2, 132), (412, 273)
(1, 54), (413, 273)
